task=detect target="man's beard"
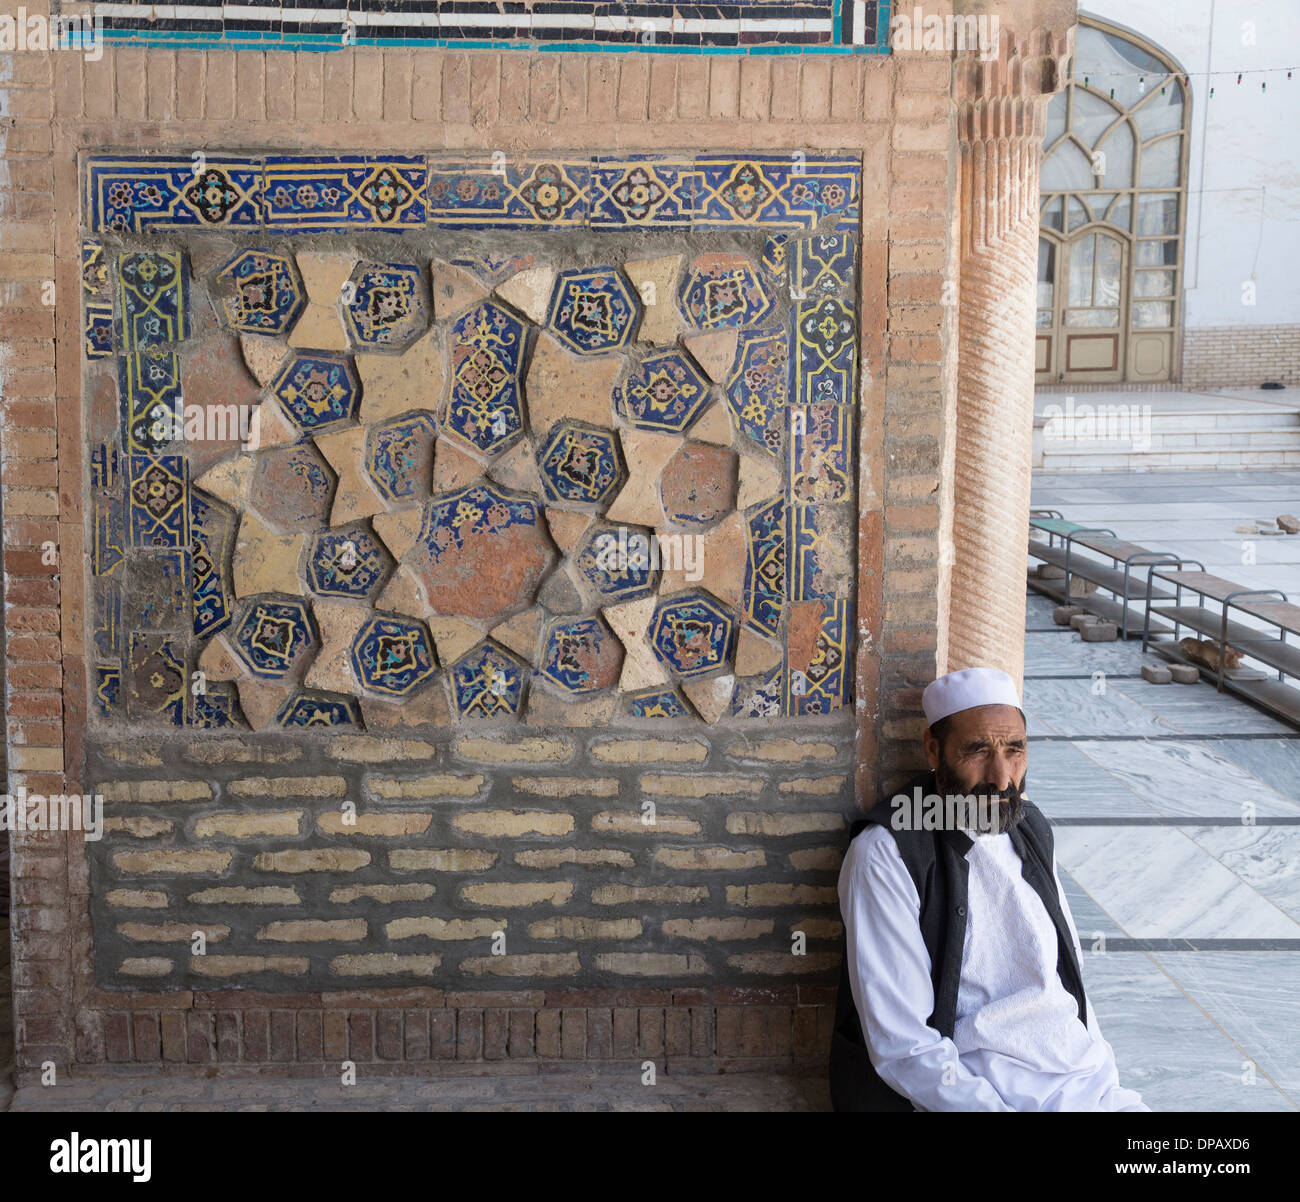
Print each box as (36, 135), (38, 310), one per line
(934, 757), (1027, 835)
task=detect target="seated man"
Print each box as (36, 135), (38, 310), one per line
(829, 667), (1147, 1112)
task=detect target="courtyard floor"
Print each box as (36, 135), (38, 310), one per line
(3, 469), (1298, 1112)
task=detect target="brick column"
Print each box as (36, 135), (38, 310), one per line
(945, 28), (1072, 687)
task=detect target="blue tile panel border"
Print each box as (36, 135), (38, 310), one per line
(67, 1), (890, 54)
(84, 153), (861, 235)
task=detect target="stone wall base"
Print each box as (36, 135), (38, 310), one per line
(46, 990), (833, 1081)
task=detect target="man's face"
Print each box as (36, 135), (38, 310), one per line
(924, 704), (1028, 833)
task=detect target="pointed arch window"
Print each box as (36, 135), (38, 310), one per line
(1036, 18), (1190, 383)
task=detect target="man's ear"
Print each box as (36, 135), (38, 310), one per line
(923, 726), (940, 772)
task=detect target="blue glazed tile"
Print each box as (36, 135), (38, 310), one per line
(589, 157), (696, 228)
(119, 349), (184, 453)
(307, 525), (393, 599)
(215, 248), (305, 336)
(794, 296), (857, 406)
(93, 581), (122, 661)
(573, 522), (658, 602)
(725, 326), (790, 456)
(792, 233), (857, 296)
(760, 233), (789, 277)
(188, 680), (242, 728)
(270, 354), (359, 434)
(451, 641), (526, 719)
(732, 666), (784, 718)
(82, 239), (109, 296)
(366, 413), (437, 503)
(442, 301), (527, 457)
(538, 616), (622, 694)
(628, 688), (689, 718)
(94, 665), (122, 718)
(351, 613), (437, 696)
(85, 303), (114, 359)
(785, 595), (851, 715)
(343, 261), (428, 350)
(615, 351), (711, 432)
(743, 496), (785, 636)
(276, 692), (361, 728)
(83, 155), (264, 233)
(263, 155), (426, 230)
(692, 154), (861, 231)
(535, 422), (624, 507)
(788, 400), (853, 505)
(428, 158), (589, 227)
(679, 254), (774, 331)
(127, 455), (188, 548)
(650, 592), (735, 677)
(126, 631), (187, 723)
(93, 492), (126, 577)
(547, 266), (639, 354)
(232, 598), (316, 679)
(117, 250), (190, 351)
(190, 491), (235, 639)
(787, 503), (849, 602)
(90, 442), (120, 491)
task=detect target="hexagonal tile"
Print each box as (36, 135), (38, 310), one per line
(232, 597), (316, 679)
(573, 522), (658, 602)
(271, 354), (359, 434)
(538, 616), (623, 695)
(616, 351), (712, 433)
(546, 266), (639, 354)
(649, 593), (735, 677)
(660, 442), (737, 528)
(344, 261), (428, 351)
(536, 422), (623, 508)
(248, 443), (336, 532)
(306, 525), (393, 599)
(726, 328), (789, 456)
(366, 412), (437, 503)
(216, 248), (304, 336)
(442, 301), (526, 457)
(679, 254), (774, 330)
(350, 613), (437, 697)
(451, 641), (525, 719)
(414, 483), (554, 625)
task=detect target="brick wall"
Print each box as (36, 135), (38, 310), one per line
(0, 31), (982, 1079)
(1181, 324), (1300, 389)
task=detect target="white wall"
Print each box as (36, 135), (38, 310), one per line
(1080, 0), (1300, 329)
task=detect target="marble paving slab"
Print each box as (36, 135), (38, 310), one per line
(1053, 826), (1300, 940)
(1148, 952), (1300, 1103)
(1185, 826), (1300, 924)
(1068, 739), (1300, 819)
(1027, 740), (1159, 819)
(1021, 678), (1179, 737)
(1212, 738), (1300, 806)
(1114, 679), (1295, 736)
(1060, 868), (1124, 942)
(1080, 953), (1295, 1111)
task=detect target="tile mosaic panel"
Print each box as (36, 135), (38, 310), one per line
(84, 149), (862, 726)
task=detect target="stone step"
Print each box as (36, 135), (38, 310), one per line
(1038, 444), (1300, 471)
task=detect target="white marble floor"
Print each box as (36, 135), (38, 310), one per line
(1021, 573), (1300, 1112)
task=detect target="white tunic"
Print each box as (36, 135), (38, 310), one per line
(838, 823), (1149, 1112)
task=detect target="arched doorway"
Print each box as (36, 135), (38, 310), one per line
(1036, 17), (1190, 384)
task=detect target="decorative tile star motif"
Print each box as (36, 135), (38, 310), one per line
(547, 267), (639, 354)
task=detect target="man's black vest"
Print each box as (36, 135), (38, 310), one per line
(828, 769), (1089, 1112)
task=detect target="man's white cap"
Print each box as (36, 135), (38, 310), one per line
(921, 667), (1022, 727)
